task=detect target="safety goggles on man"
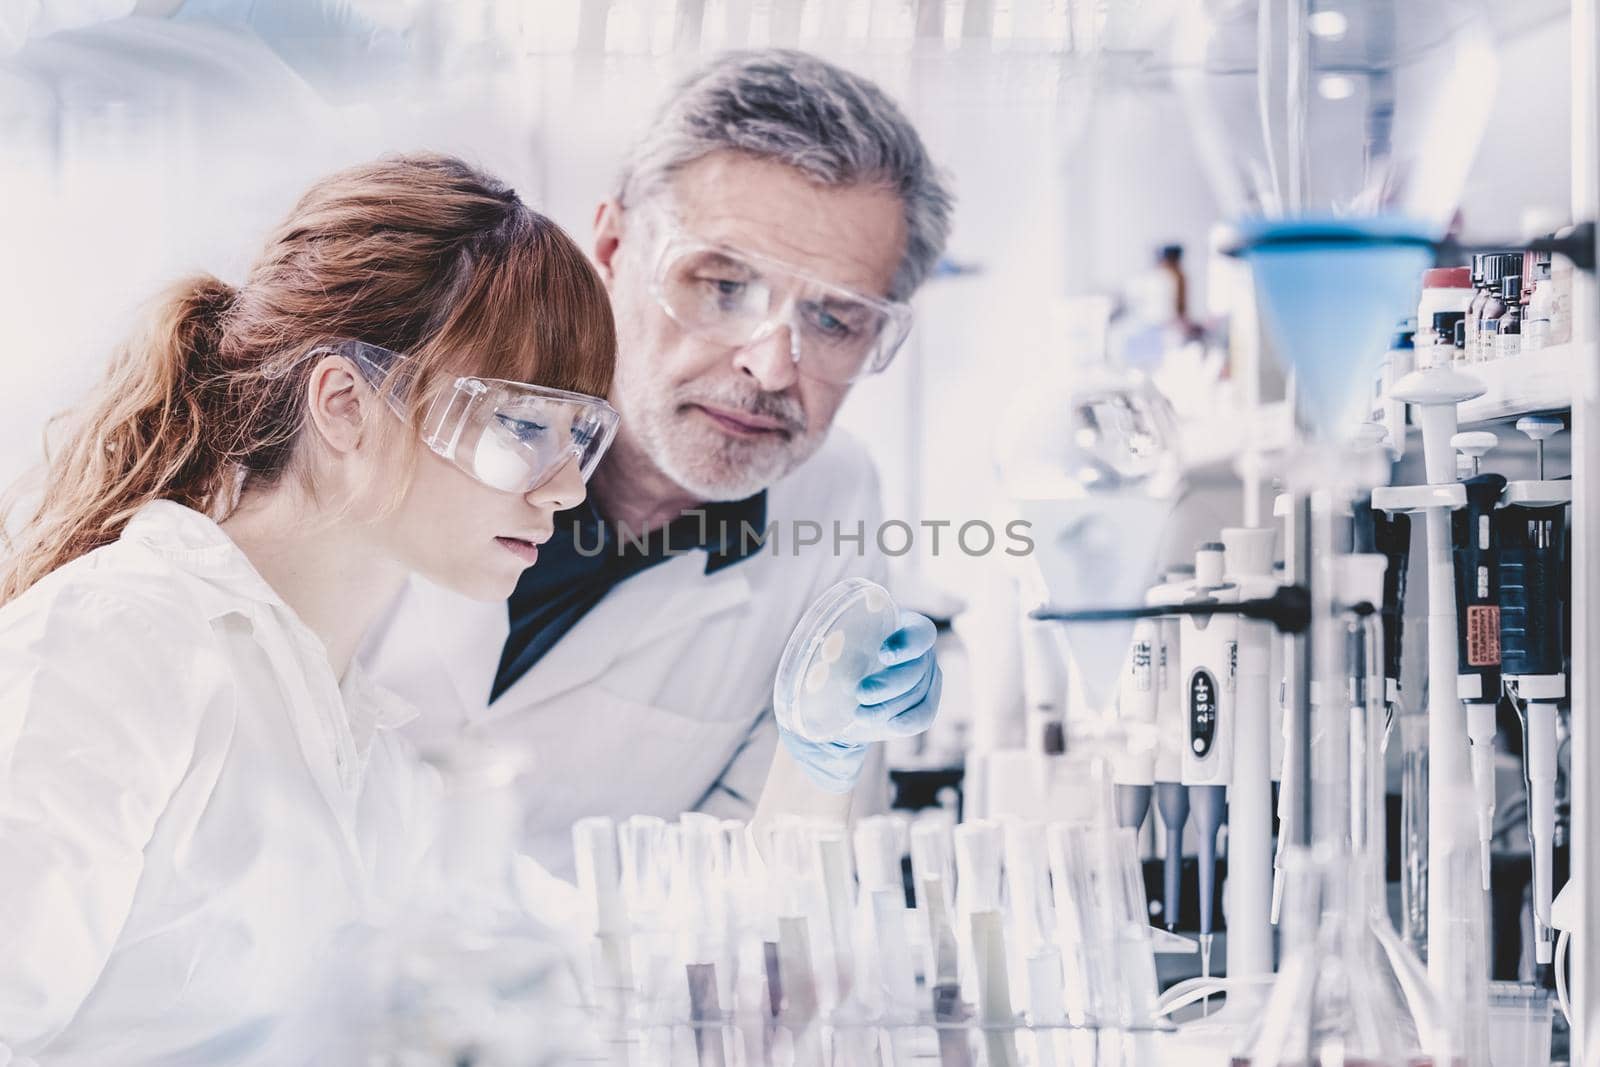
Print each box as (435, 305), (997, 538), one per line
(318, 340), (620, 495)
(647, 220), (914, 386)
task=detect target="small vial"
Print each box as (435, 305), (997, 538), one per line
(1524, 253), (1554, 353)
(1495, 275), (1523, 360)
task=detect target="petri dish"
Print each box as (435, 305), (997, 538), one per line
(774, 578), (900, 743)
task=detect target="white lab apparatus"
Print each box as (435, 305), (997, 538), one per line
(1113, 611), (1160, 828)
(1221, 526), (1279, 989)
(1178, 542), (1238, 978)
(1373, 362), (1483, 978)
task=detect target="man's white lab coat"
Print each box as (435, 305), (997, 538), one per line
(363, 431), (891, 879)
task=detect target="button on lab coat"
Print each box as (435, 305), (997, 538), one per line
(363, 431), (890, 880)
(0, 501), (438, 1065)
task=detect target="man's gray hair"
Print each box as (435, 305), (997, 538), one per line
(615, 49), (954, 302)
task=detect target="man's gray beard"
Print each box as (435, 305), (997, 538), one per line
(648, 416), (825, 501)
(620, 385), (817, 500)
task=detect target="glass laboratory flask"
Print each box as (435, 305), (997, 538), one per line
(362, 744), (595, 1066)
(1236, 605), (1449, 1067)
(1233, 846), (1434, 1067)
(997, 352), (1185, 715)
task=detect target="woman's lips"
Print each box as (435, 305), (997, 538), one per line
(496, 536), (540, 565)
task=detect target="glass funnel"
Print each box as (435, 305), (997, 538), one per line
(997, 348), (1185, 715)
(1169, 0), (1495, 444)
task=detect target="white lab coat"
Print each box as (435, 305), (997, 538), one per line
(0, 501), (438, 1065)
(362, 430), (891, 879)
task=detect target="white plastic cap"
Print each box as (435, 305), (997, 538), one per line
(1336, 553), (1388, 610)
(1194, 543), (1226, 586)
(1389, 366), (1486, 407)
(1516, 415), (1565, 444)
(1451, 430), (1499, 460)
(1221, 527), (1276, 578)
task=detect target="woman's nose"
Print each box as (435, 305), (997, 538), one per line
(526, 452), (586, 512)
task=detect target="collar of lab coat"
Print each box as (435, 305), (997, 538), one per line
(481, 550), (753, 716)
(122, 499), (420, 732)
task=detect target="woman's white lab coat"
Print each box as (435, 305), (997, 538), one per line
(0, 501), (438, 1065)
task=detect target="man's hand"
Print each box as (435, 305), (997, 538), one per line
(778, 609), (943, 793)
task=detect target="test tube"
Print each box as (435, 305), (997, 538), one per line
(954, 820), (1004, 1003)
(911, 812), (956, 984)
(1107, 827), (1161, 1026)
(874, 888), (918, 1066)
(573, 816), (632, 1003)
(687, 961), (728, 1067)
(972, 909), (1021, 1067)
(619, 815), (671, 1018)
(815, 829), (858, 1011)
(676, 814), (732, 1008)
(924, 879), (975, 1067)
(1026, 946), (1066, 1067)
(723, 820), (774, 1049)
(1002, 819), (1054, 996)
(911, 810), (957, 911)
(857, 814), (914, 1025)
(776, 915), (825, 1067)
(1044, 822), (1099, 1026)
(854, 814), (907, 897)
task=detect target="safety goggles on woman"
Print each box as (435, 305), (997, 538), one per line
(647, 219), (914, 386)
(315, 340), (620, 495)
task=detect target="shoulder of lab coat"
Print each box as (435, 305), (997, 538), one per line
(0, 551), (233, 1055)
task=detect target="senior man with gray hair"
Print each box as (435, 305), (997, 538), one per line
(364, 49), (955, 879)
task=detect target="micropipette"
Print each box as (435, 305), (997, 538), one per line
(1151, 566), (1195, 933)
(1497, 414), (1569, 967)
(1450, 432), (1507, 891)
(1179, 542), (1238, 991)
(1114, 611), (1160, 830)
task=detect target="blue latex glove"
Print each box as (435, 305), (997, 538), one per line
(779, 609), (944, 793)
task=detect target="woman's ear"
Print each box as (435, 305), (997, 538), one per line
(303, 355), (370, 455)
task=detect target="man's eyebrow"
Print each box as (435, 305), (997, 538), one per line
(800, 293), (880, 316)
(687, 248), (755, 272)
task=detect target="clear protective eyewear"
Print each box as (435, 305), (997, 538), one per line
(647, 221), (913, 385)
(313, 340), (620, 495)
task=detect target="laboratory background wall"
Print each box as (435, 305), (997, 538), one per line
(0, 0), (1573, 666)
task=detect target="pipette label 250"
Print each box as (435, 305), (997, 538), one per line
(1189, 670), (1219, 757)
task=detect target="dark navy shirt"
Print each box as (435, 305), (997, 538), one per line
(492, 493), (769, 703)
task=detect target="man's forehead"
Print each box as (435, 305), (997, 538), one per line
(663, 153), (906, 300)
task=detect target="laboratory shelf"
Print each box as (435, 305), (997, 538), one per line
(1454, 342), (1586, 427)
